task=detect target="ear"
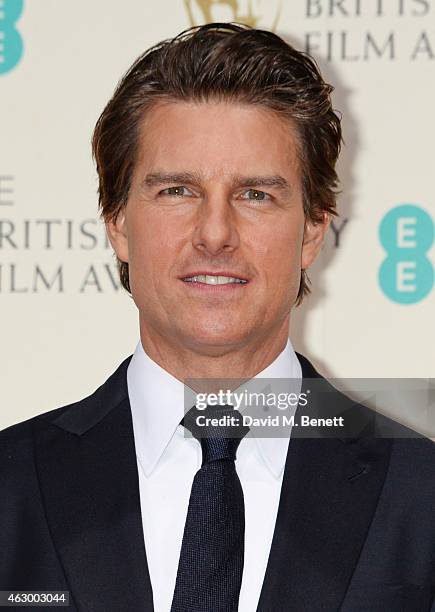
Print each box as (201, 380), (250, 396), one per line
(105, 208), (129, 263)
(301, 211), (331, 270)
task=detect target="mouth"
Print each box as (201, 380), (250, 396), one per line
(179, 272), (250, 292)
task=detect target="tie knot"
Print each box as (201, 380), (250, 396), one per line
(181, 404), (250, 465)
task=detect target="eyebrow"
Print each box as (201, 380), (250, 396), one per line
(143, 172), (201, 187)
(232, 175), (292, 194)
(143, 172), (292, 195)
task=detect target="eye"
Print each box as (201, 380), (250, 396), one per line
(240, 189), (271, 202)
(159, 186), (194, 197)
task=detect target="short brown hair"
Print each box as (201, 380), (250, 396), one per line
(92, 22), (342, 305)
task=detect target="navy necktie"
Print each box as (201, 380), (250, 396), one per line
(170, 404), (250, 612)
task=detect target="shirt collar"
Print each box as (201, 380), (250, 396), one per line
(127, 339), (302, 479)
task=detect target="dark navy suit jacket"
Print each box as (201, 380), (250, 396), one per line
(1, 353), (434, 611)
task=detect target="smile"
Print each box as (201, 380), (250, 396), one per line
(183, 275), (248, 285)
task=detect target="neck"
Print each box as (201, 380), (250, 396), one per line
(138, 319), (291, 389)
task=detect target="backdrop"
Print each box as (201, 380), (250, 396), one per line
(1, 0), (434, 431)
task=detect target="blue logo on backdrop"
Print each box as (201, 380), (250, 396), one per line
(379, 204), (434, 304)
(0, 0), (24, 75)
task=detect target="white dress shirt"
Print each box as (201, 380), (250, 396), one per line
(127, 339), (302, 612)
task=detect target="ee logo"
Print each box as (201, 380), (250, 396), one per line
(379, 204), (434, 304)
(0, 0), (24, 75)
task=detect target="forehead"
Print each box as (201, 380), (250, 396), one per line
(134, 100), (301, 181)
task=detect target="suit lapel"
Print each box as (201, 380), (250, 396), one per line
(257, 353), (392, 611)
(33, 358), (154, 612)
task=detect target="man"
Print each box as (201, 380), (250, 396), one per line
(0, 23), (434, 612)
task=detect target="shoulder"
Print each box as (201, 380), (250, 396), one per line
(0, 355), (132, 474)
(296, 350), (435, 468)
(388, 435), (435, 493)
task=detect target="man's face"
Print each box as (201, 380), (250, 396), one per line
(107, 101), (328, 355)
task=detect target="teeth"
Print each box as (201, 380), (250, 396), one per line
(184, 275), (247, 285)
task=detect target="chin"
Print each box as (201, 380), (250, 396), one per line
(178, 323), (250, 353)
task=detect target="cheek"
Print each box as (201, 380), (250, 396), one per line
(127, 214), (182, 286)
(252, 222), (304, 281)
(125, 218), (157, 287)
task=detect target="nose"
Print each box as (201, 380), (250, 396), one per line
(192, 191), (240, 256)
